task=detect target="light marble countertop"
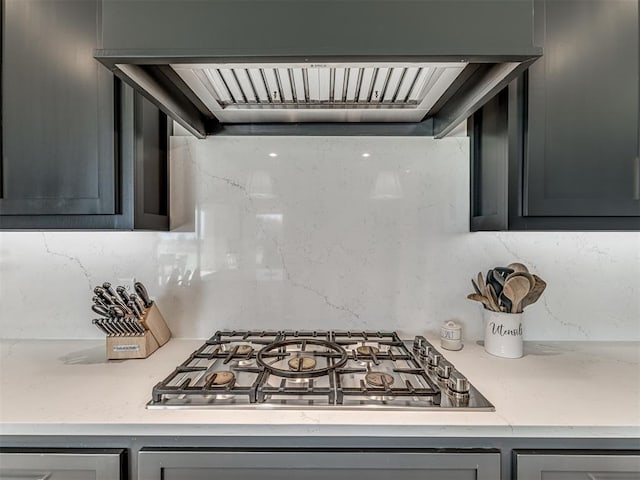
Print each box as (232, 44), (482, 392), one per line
(1, 336), (638, 438)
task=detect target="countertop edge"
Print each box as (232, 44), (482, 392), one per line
(2, 424), (640, 439)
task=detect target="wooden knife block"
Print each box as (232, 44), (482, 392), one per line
(106, 303), (171, 360)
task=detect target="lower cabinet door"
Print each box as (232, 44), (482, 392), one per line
(0, 449), (124, 480)
(138, 449), (500, 480)
(515, 451), (640, 480)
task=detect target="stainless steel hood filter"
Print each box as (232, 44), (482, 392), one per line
(171, 63), (466, 123)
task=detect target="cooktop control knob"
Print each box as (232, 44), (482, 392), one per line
(436, 361), (453, 379)
(447, 371), (470, 394)
(418, 345), (432, 363)
(413, 336), (427, 351)
(427, 351), (441, 368)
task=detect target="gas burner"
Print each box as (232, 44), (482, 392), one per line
(206, 371), (235, 386)
(356, 346), (379, 355)
(256, 338), (348, 378)
(365, 372), (394, 387)
(235, 345), (253, 355)
(288, 356), (317, 371)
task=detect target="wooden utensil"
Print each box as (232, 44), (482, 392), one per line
(467, 293), (492, 310)
(506, 270), (535, 290)
(477, 272), (486, 297)
(471, 278), (482, 296)
(486, 284), (501, 312)
(507, 262), (530, 274)
(502, 276), (531, 313)
(520, 274), (547, 309)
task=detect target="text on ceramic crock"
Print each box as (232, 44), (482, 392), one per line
(489, 322), (523, 336)
(440, 328), (461, 340)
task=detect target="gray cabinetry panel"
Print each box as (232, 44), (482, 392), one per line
(1, 0), (115, 216)
(470, 0), (640, 231)
(0, 0), (170, 230)
(138, 450), (500, 480)
(525, 0), (640, 217)
(470, 88), (509, 231)
(0, 449), (124, 480)
(516, 451), (640, 480)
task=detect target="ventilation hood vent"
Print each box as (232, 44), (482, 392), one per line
(171, 63), (466, 123)
(96, 0), (541, 138)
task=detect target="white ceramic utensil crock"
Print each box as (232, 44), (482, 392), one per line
(483, 310), (523, 358)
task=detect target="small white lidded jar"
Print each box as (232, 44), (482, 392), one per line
(440, 320), (463, 351)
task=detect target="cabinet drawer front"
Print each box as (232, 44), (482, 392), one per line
(139, 450), (500, 480)
(0, 451), (123, 480)
(516, 452), (640, 480)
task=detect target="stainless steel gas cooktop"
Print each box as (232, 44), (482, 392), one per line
(147, 330), (494, 411)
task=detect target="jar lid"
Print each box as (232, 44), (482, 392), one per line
(442, 320), (461, 330)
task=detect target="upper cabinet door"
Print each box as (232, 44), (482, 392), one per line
(1, 0), (116, 216)
(525, 0), (640, 217)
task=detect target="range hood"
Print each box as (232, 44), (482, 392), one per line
(96, 0), (541, 138)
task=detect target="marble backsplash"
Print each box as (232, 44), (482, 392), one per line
(1, 136), (638, 341)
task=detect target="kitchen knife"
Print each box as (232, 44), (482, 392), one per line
(102, 319), (118, 336)
(118, 319), (134, 335)
(126, 318), (144, 335)
(128, 300), (142, 319)
(110, 305), (126, 318)
(92, 319), (110, 336)
(101, 319), (118, 336)
(111, 319), (128, 336)
(92, 295), (110, 309)
(92, 304), (111, 318)
(130, 318), (146, 334)
(116, 286), (131, 306)
(130, 294), (146, 314)
(102, 282), (119, 300)
(122, 318), (135, 335)
(134, 282), (152, 308)
(93, 286), (112, 305)
(110, 295), (132, 315)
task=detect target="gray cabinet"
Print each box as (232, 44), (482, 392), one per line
(0, 0), (169, 230)
(0, 448), (125, 480)
(515, 451), (640, 479)
(138, 449), (500, 480)
(470, 0), (640, 231)
(525, 0), (639, 218)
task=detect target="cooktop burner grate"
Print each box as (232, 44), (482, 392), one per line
(148, 330), (494, 410)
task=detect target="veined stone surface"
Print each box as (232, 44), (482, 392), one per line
(0, 136), (638, 340)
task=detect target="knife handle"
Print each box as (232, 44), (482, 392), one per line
(110, 295), (132, 315)
(130, 294), (146, 314)
(92, 295), (109, 309)
(102, 282), (119, 300)
(92, 318), (110, 336)
(92, 304), (111, 318)
(93, 287), (113, 305)
(115, 286), (131, 306)
(134, 282), (152, 308)
(128, 301), (142, 319)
